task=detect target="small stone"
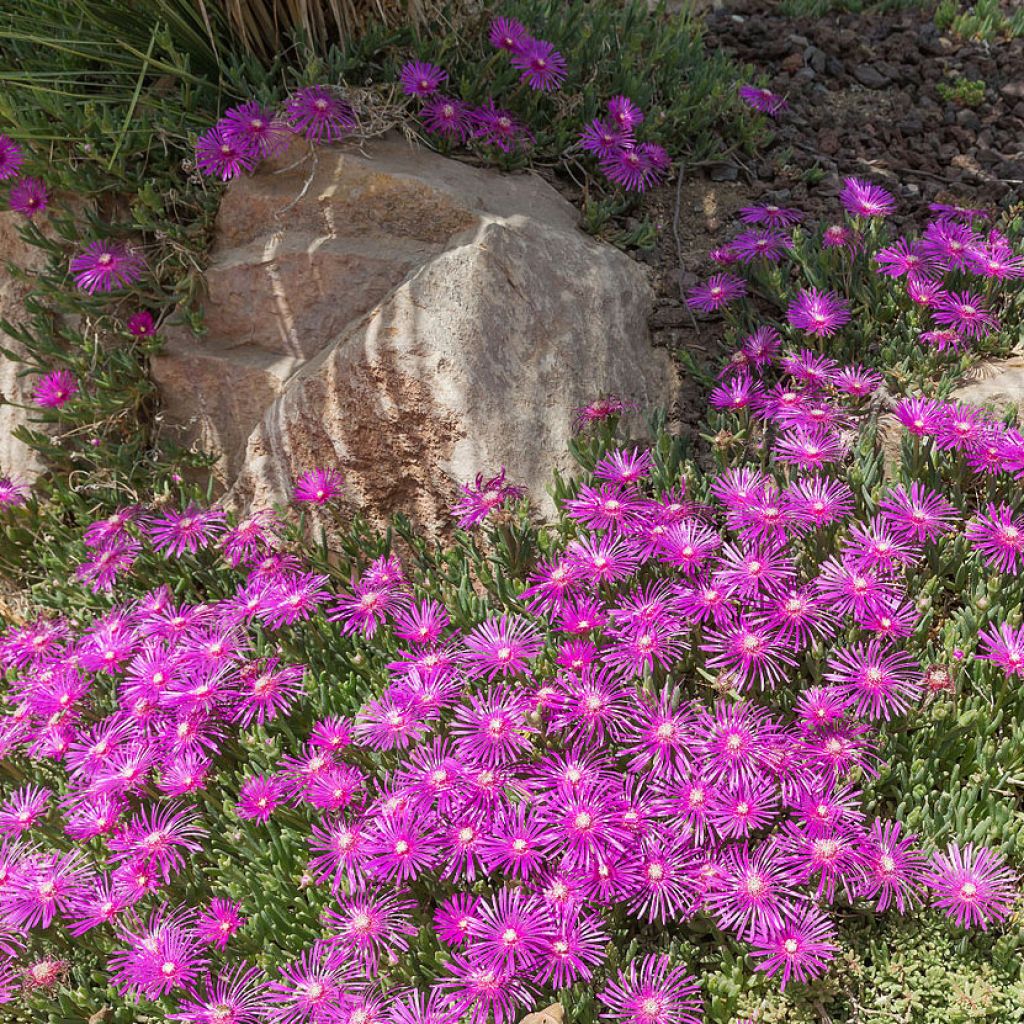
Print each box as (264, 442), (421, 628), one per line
(707, 161), (740, 181)
(853, 63), (890, 89)
(804, 45), (827, 73)
(781, 52), (804, 73)
(520, 1005), (564, 1024)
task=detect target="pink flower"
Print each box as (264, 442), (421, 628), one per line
(70, 240), (145, 293)
(686, 273), (747, 313)
(924, 843), (1016, 929)
(285, 86), (355, 143)
(739, 85), (788, 117)
(511, 38), (567, 92)
(451, 468), (524, 527)
(293, 467), (343, 504)
(400, 61), (449, 98)
(197, 898), (245, 949)
(749, 905), (838, 990)
(840, 177), (895, 218)
(599, 953), (703, 1024)
(786, 287), (851, 337)
(9, 176), (48, 218)
(32, 369), (78, 407)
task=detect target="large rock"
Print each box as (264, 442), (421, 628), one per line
(950, 357), (1024, 415)
(0, 212), (49, 485)
(152, 134), (676, 526)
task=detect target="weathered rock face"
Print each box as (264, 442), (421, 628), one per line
(152, 133), (677, 527)
(950, 357), (1024, 416)
(0, 212), (48, 485)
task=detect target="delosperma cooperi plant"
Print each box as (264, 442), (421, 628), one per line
(0, 9), (1023, 1017)
(0, 150), (1023, 1022)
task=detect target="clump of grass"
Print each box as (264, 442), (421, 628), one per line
(935, 0), (1024, 41)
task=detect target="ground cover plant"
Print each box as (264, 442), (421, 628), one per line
(1, 2), (1024, 1024)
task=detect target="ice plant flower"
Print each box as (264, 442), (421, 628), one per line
(451, 468), (524, 527)
(840, 177), (896, 218)
(599, 954), (703, 1024)
(400, 61), (449, 98)
(32, 370), (78, 408)
(195, 124), (255, 180)
(787, 287), (851, 337)
(70, 241), (145, 294)
(749, 906), (838, 990)
(511, 38), (567, 92)
(739, 85), (788, 116)
(285, 86), (355, 143)
(294, 468), (344, 505)
(0, 136), (24, 179)
(9, 176), (48, 218)
(686, 274), (747, 313)
(924, 843), (1016, 929)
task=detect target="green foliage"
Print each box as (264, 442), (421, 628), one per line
(935, 0), (1024, 40)
(936, 75), (987, 107)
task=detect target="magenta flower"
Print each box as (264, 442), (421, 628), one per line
(145, 503), (225, 557)
(840, 177), (895, 218)
(924, 843), (1016, 929)
(511, 38), (567, 91)
(600, 144), (666, 192)
(599, 954), (703, 1024)
(730, 228), (793, 264)
(451, 468), (524, 527)
(580, 119), (633, 160)
(749, 905), (838, 990)
(196, 898), (246, 949)
(0, 477), (27, 507)
(739, 84), (787, 116)
(706, 843), (798, 939)
(824, 641), (921, 720)
(0, 136), (23, 179)
(400, 61), (449, 98)
(220, 100), (292, 160)
(293, 467), (344, 504)
(436, 952), (532, 1024)
(875, 237), (935, 278)
(125, 310), (155, 336)
(70, 240), (145, 294)
(966, 503), (1024, 574)
(421, 95), (472, 141)
(462, 615), (543, 680)
(168, 963), (269, 1024)
(32, 369), (78, 408)
(285, 86), (355, 143)
(932, 290), (1000, 340)
(467, 889), (553, 972)
(472, 100), (533, 152)
(701, 617), (796, 690)
(859, 820), (926, 913)
(739, 204), (803, 227)
(451, 684), (535, 764)
(108, 908), (208, 1000)
(489, 17), (530, 52)
(9, 176), (48, 218)
(325, 890), (417, 972)
(235, 774), (286, 822)
(978, 621), (1024, 678)
(267, 942), (349, 1024)
(685, 273), (747, 313)
(434, 892), (481, 947)
(195, 124), (255, 180)
(786, 287), (851, 337)
(607, 96), (645, 131)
